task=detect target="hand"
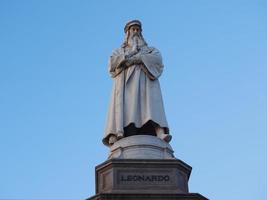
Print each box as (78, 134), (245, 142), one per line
(131, 54), (142, 65)
(125, 49), (138, 59)
(124, 58), (135, 67)
(124, 53), (142, 67)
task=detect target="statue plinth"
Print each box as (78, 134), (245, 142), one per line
(94, 159), (190, 194)
(109, 135), (175, 159)
(87, 136), (208, 200)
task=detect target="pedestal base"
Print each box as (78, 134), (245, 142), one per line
(87, 159), (208, 200)
(87, 136), (208, 200)
(88, 193), (208, 200)
(95, 159), (191, 194)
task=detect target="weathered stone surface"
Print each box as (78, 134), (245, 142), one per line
(109, 135), (175, 159)
(95, 159), (191, 194)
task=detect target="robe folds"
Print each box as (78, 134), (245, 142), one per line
(103, 46), (169, 146)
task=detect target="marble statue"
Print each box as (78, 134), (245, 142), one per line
(103, 20), (171, 146)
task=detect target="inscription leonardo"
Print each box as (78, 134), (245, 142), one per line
(120, 174), (170, 182)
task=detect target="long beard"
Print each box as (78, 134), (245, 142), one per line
(128, 33), (146, 50)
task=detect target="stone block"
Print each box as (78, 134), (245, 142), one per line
(95, 159), (192, 194)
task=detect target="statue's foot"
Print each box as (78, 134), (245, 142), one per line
(156, 127), (172, 143)
(108, 135), (117, 145)
(156, 133), (172, 143)
(162, 134), (172, 143)
(117, 132), (123, 139)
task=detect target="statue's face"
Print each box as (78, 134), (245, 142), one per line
(126, 24), (146, 48)
(129, 25), (141, 36)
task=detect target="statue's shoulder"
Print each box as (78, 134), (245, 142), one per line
(149, 46), (160, 52)
(111, 47), (124, 56)
(144, 46), (161, 55)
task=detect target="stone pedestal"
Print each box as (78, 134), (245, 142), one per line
(87, 136), (208, 200)
(88, 193), (207, 200)
(95, 159), (191, 194)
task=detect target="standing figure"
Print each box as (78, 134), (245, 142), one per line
(103, 20), (171, 146)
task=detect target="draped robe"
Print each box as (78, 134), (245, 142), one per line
(103, 46), (169, 146)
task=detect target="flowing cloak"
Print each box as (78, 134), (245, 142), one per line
(103, 46), (169, 146)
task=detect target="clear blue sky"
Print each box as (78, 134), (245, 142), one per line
(0, 0), (266, 199)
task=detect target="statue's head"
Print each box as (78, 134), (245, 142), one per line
(122, 20), (147, 48)
(124, 20), (142, 33)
